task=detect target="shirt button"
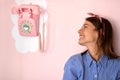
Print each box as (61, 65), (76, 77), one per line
(94, 74), (97, 78)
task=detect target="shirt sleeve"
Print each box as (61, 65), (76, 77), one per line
(62, 54), (82, 80)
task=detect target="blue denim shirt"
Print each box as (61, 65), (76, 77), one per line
(63, 52), (120, 80)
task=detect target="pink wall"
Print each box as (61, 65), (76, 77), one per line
(0, 0), (120, 80)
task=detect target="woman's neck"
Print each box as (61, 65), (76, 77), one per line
(87, 45), (103, 62)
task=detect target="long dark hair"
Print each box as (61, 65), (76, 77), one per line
(85, 17), (119, 59)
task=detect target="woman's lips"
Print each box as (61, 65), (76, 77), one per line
(79, 35), (84, 39)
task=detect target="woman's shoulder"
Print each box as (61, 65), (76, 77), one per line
(63, 53), (85, 79)
(64, 53), (84, 74)
(64, 50), (88, 72)
(68, 50), (87, 62)
(65, 53), (84, 67)
(68, 53), (82, 61)
(109, 57), (120, 63)
(108, 57), (120, 68)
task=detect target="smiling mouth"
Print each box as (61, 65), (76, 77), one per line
(79, 35), (84, 39)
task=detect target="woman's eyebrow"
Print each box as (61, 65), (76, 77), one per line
(83, 23), (88, 26)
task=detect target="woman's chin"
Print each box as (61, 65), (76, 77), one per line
(78, 40), (87, 46)
(78, 41), (84, 45)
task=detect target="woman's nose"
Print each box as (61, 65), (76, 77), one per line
(78, 28), (82, 34)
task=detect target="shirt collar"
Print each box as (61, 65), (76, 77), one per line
(85, 51), (108, 67)
(98, 54), (108, 66)
(85, 51), (93, 67)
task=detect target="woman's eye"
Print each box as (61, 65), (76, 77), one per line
(84, 25), (88, 28)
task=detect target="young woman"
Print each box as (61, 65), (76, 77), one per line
(63, 13), (120, 80)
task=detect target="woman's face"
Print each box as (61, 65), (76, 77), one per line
(78, 20), (99, 46)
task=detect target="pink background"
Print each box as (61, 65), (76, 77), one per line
(0, 0), (120, 80)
